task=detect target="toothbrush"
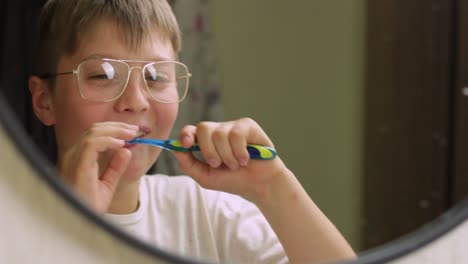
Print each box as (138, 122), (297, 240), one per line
(127, 138), (277, 160)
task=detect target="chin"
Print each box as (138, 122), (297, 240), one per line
(119, 161), (151, 184)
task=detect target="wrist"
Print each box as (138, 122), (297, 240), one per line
(250, 159), (300, 210)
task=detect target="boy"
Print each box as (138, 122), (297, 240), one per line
(29, 0), (355, 263)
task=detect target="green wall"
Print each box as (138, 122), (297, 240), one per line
(210, 1), (365, 249)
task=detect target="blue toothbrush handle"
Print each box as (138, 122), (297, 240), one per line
(165, 140), (277, 160)
(185, 143), (277, 160)
(128, 138), (278, 160)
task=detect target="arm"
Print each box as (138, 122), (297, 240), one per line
(255, 160), (356, 263)
(173, 118), (356, 264)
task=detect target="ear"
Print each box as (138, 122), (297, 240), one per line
(29, 76), (56, 126)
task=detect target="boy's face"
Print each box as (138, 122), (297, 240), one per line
(48, 18), (178, 182)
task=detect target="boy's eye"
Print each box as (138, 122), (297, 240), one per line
(145, 73), (158, 81)
(83, 61), (116, 80)
(89, 74), (112, 80)
(145, 74), (166, 81)
(145, 71), (171, 82)
(146, 75), (171, 84)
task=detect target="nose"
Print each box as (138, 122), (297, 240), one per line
(114, 67), (150, 113)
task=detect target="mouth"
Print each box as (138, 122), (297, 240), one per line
(125, 125), (151, 148)
(135, 125), (152, 138)
(135, 130), (146, 138)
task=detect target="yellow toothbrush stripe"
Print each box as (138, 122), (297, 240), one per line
(252, 144), (275, 159)
(170, 140), (184, 147)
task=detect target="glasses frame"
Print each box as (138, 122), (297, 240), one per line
(40, 58), (192, 103)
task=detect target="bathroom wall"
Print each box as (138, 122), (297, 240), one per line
(210, 1), (366, 248)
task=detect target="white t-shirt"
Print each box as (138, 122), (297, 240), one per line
(104, 175), (288, 264)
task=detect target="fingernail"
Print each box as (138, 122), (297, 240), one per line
(228, 163), (239, 170)
(128, 129), (138, 135)
(183, 135), (192, 146)
(208, 158), (220, 168)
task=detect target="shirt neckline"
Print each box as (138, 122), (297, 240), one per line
(103, 177), (148, 225)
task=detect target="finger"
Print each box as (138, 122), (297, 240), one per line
(179, 125), (197, 147)
(228, 125), (250, 167)
(100, 148), (132, 193)
(92, 121), (140, 131)
(83, 124), (138, 141)
(196, 122), (221, 168)
(238, 117), (273, 147)
(212, 124), (240, 170)
(173, 151), (219, 189)
(75, 136), (126, 176)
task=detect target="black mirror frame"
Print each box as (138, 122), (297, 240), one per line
(1, 90), (467, 264)
(0, 91), (205, 264)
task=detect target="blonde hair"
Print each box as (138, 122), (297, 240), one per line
(35, 0), (181, 78)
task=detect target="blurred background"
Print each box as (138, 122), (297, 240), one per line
(209, 1), (365, 249)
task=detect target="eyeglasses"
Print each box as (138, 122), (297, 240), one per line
(40, 58), (192, 103)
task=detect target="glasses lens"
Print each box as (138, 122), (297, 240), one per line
(144, 61), (189, 103)
(77, 59), (128, 102)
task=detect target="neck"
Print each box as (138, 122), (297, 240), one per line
(107, 179), (141, 214)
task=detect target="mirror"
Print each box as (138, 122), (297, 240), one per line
(2, 87), (468, 263)
(1, 0), (467, 263)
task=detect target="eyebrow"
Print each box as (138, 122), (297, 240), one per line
(82, 54), (173, 62)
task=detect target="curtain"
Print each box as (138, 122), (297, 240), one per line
(154, 0), (223, 175)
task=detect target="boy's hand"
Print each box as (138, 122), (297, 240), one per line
(173, 118), (288, 203)
(174, 119), (357, 263)
(57, 122), (138, 213)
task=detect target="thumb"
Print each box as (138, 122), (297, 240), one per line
(100, 148), (131, 192)
(173, 151), (212, 187)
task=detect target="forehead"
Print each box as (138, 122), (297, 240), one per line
(68, 17), (175, 64)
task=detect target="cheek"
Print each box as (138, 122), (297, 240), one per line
(56, 110), (100, 147)
(152, 103), (179, 134)
(53, 100), (108, 149)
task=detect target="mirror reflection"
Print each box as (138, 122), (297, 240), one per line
(1, 0), (465, 263)
(16, 0), (357, 263)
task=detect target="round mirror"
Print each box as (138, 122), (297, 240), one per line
(1, 0), (467, 263)
(2, 90), (468, 263)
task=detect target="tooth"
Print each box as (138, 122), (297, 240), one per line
(136, 130), (145, 137)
